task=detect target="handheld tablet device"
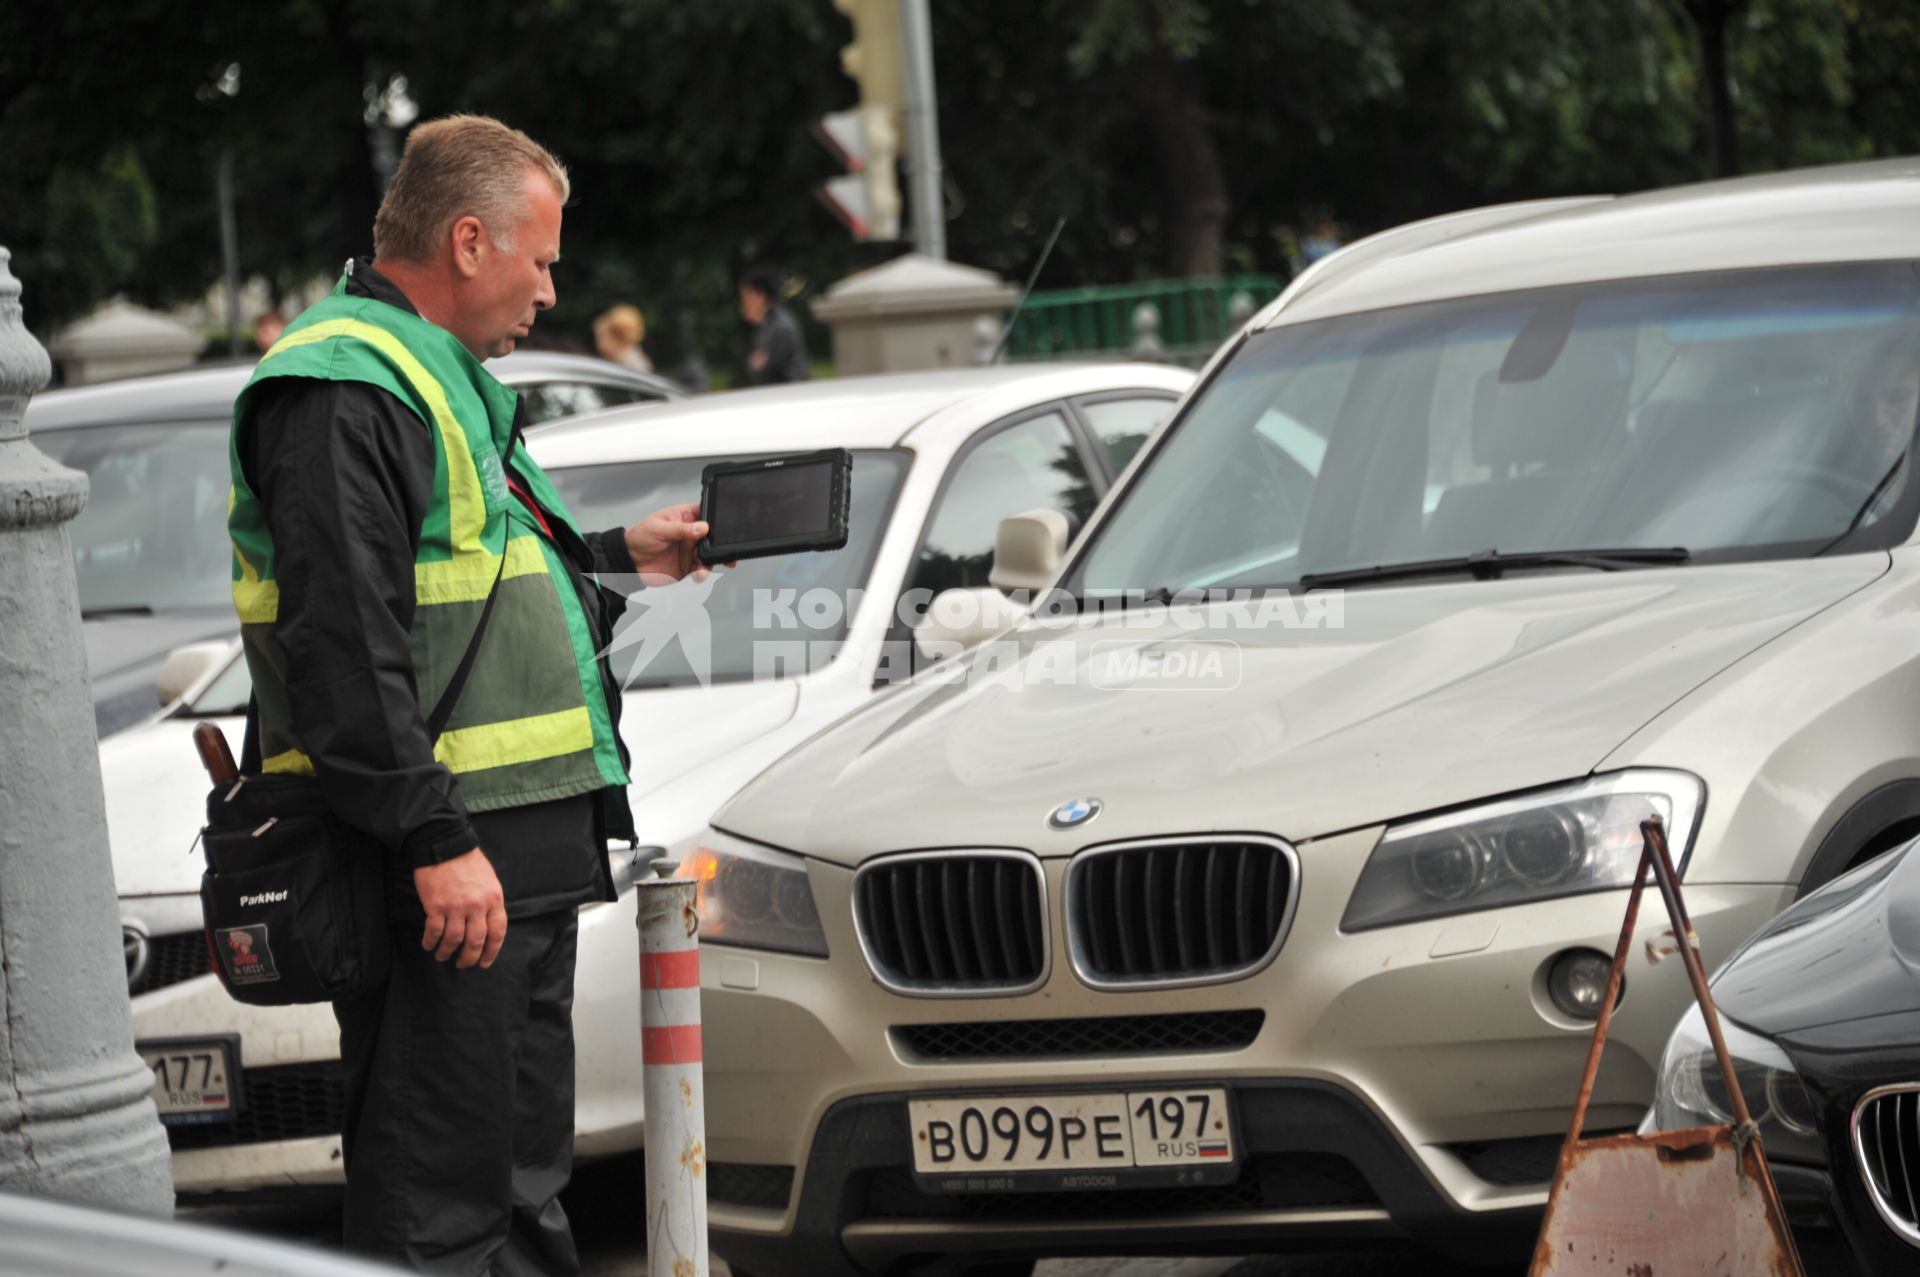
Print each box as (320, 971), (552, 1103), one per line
(697, 448), (852, 563)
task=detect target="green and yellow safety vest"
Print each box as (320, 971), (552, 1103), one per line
(227, 277), (629, 812)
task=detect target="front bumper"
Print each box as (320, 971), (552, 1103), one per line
(716, 1080), (1541, 1277)
(703, 830), (1791, 1274)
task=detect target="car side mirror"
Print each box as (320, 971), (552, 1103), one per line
(156, 641), (235, 706)
(914, 588), (1024, 663)
(986, 507), (1071, 595)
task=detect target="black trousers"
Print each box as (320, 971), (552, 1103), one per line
(334, 909), (582, 1276)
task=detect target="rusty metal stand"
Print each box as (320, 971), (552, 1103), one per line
(1528, 816), (1805, 1275)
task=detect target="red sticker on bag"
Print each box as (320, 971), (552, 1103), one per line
(218, 924), (280, 985)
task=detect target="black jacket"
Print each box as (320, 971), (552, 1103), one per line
(236, 260), (633, 915)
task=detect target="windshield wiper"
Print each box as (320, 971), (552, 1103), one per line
(1298, 547), (1691, 591)
(81, 605), (154, 620)
(1816, 451), (1907, 556)
(178, 703), (247, 720)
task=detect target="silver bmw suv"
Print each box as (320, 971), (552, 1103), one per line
(690, 159), (1920, 1277)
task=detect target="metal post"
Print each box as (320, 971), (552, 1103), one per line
(898, 0), (945, 260)
(637, 860), (707, 1277)
(216, 149), (242, 360)
(0, 247), (174, 1213)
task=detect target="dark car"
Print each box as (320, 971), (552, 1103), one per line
(1644, 840), (1920, 1274)
(25, 352), (683, 737)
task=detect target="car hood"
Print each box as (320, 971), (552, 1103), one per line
(1714, 842), (1920, 1036)
(714, 558), (1887, 867)
(83, 607), (236, 738)
(620, 679), (801, 806)
(103, 679), (800, 899)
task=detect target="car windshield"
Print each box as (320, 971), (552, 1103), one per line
(186, 648), (252, 716)
(33, 419), (233, 614)
(183, 448), (911, 707)
(546, 449), (909, 686)
(1075, 264), (1920, 594)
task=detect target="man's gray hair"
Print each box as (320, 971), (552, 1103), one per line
(373, 114), (570, 263)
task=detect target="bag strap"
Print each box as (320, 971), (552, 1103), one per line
(424, 419), (524, 742)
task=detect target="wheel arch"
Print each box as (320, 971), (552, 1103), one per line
(1796, 779), (1920, 898)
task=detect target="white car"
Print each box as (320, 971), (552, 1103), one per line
(28, 352), (682, 738)
(687, 161), (1920, 1277)
(107, 364), (1194, 1192)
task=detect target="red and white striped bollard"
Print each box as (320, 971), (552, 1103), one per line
(638, 859), (708, 1277)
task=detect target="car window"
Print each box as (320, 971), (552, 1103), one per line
(187, 650), (251, 716)
(519, 381), (646, 425)
(545, 450), (909, 686)
(1078, 396), (1174, 475)
(1077, 263), (1920, 594)
(908, 410), (1098, 599)
(32, 420), (233, 613)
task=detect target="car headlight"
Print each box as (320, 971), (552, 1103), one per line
(1341, 770), (1703, 931)
(1645, 1003), (1824, 1164)
(673, 828), (828, 958)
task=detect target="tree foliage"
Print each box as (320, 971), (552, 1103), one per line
(2, 0), (1918, 362)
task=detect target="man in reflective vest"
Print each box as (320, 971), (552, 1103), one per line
(228, 115), (707, 1273)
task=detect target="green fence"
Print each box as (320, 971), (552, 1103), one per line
(1003, 275), (1284, 364)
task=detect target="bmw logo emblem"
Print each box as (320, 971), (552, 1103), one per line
(1048, 799), (1102, 831)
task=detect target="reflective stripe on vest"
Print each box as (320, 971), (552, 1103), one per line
(228, 285), (627, 806)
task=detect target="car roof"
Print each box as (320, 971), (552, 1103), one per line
(481, 347), (686, 399)
(22, 348), (679, 431)
(526, 364), (1195, 469)
(1265, 157), (1920, 327)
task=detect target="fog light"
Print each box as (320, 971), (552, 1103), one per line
(1547, 948), (1620, 1020)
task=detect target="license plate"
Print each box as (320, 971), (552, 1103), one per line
(137, 1038), (239, 1126)
(909, 1088), (1235, 1192)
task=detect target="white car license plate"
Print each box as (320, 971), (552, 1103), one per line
(909, 1088), (1234, 1186)
(138, 1038), (237, 1124)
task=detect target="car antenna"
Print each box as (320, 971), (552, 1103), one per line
(989, 216), (1067, 366)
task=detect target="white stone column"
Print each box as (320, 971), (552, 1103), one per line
(0, 247), (173, 1213)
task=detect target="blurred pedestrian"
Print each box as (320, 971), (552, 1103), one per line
(1297, 213), (1345, 271)
(253, 310), (286, 353)
(739, 270), (809, 385)
(592, 302), (653, 372)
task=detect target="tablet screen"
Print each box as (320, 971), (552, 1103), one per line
(709, 458), (836, 544)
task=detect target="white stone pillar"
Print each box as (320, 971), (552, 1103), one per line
(0, 247), (173, 1213)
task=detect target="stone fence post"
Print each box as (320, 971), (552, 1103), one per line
(0, 247), (173, 1213)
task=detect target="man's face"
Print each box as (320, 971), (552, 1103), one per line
(455, 169), (562, 360)
(738, 284), (768, 326)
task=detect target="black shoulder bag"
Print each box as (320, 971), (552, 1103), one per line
(199, 429), (521, 1006)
